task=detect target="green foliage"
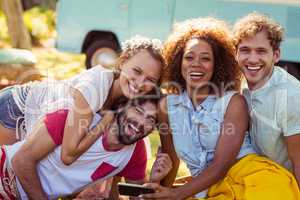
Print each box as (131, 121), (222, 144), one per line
(0, 10), (9, 44)
(24, 7), (56, 44)
(0, 6), (56, 46)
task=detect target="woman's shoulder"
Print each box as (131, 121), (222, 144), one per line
(220, 91), (245, 103)
(88, 65), (114, 78)
(212, 91), (247, 114)
(224, 92), (248, 112)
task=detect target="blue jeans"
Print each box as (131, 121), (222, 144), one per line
(0, 86), (24, 129)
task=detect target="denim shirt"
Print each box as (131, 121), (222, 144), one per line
(167, 91), (255, 176)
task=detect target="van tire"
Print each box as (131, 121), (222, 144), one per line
(85, 39), (119, 69)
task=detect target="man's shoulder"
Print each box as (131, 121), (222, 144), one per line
(272, 66), (300, 90)
(133, 140), (146, 156)
(254, 67), (300, 101)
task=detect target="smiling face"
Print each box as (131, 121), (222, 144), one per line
(181, 38), (214, 93)
(119, 50), (162, 98)
(117, 100), (157, 145)
(236, 30), (280, 90)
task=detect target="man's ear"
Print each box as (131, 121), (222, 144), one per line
(273, 48), (281, 63)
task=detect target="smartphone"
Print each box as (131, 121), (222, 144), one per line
(118, 182), (155, 196)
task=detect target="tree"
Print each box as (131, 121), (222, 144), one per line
(22, 0), (57, 11)
(1, 0), (32, 49)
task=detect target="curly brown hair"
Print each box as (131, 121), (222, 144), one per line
(162, 17), (241, 94)
(233, 12), (284, 51)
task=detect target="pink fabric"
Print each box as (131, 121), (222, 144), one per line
(44, 109), (147, 181)
(0, 147), (18, 200)
(91, 162), (118, 181)
(117, 140), (147, 181)
(44, 109), (69, 145)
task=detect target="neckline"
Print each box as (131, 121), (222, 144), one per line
(102, 129), (123, 152)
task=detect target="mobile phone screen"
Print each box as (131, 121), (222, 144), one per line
(118, 183), (155, 196)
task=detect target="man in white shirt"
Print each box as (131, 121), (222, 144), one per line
(233, 12), (300, 188)
(0, 97), (171, 200)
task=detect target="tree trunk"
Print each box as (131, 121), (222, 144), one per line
(1, 0), (32, 49)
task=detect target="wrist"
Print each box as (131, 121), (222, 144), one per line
(169, 188), (184, 200)
(172, 187), (187, 200)
(149, 176), (161, 184)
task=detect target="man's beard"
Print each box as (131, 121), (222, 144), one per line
(116, 112), (145, 145)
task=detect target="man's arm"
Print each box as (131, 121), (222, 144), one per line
(286, 134), (300, 189)
(73, 177), (114, 200)
(108, 176), (122, 200)
(11, 119), (57, 200)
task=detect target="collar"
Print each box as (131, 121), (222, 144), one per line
(245, 66), (280, 97)
(178, 90), (216, 111)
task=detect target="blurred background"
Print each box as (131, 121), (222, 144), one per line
(0, 0), (191, 178)
(1, 0), (300, 180)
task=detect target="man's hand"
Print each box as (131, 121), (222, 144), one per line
(150, 147), (172, 183)
(74, 178), (113, 200)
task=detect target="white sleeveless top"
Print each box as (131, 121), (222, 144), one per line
(167, 91), (255, 176)
(23, 65), (114, 138)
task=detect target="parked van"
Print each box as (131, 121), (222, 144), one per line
(56, 0), (300, 78)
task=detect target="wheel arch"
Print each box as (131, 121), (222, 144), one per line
(278, 60), (300, 80)
(81, 31), (121, 53)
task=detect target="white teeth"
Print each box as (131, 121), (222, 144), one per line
(129, 123), (139, 132)
(190, 72), (204, 76)
(246, 66), (262, 71)
(129, 83), (138, 93)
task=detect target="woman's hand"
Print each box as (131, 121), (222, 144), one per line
(150, 147), (173, 183)
(99, 110), (114, 122)
(139, 183), (181, 200)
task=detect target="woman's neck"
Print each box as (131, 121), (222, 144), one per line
(187, 86), (211, 107)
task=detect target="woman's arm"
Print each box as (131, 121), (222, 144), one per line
(61, 111), (114, 165)
(61, 89), (113, 165)
(142, 94), (249, 199)
(156, 97), (180, 186)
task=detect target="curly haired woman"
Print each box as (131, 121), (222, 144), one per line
(142, 17), (300, 200)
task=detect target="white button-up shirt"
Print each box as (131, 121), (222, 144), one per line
(243, 66), (300, 170)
